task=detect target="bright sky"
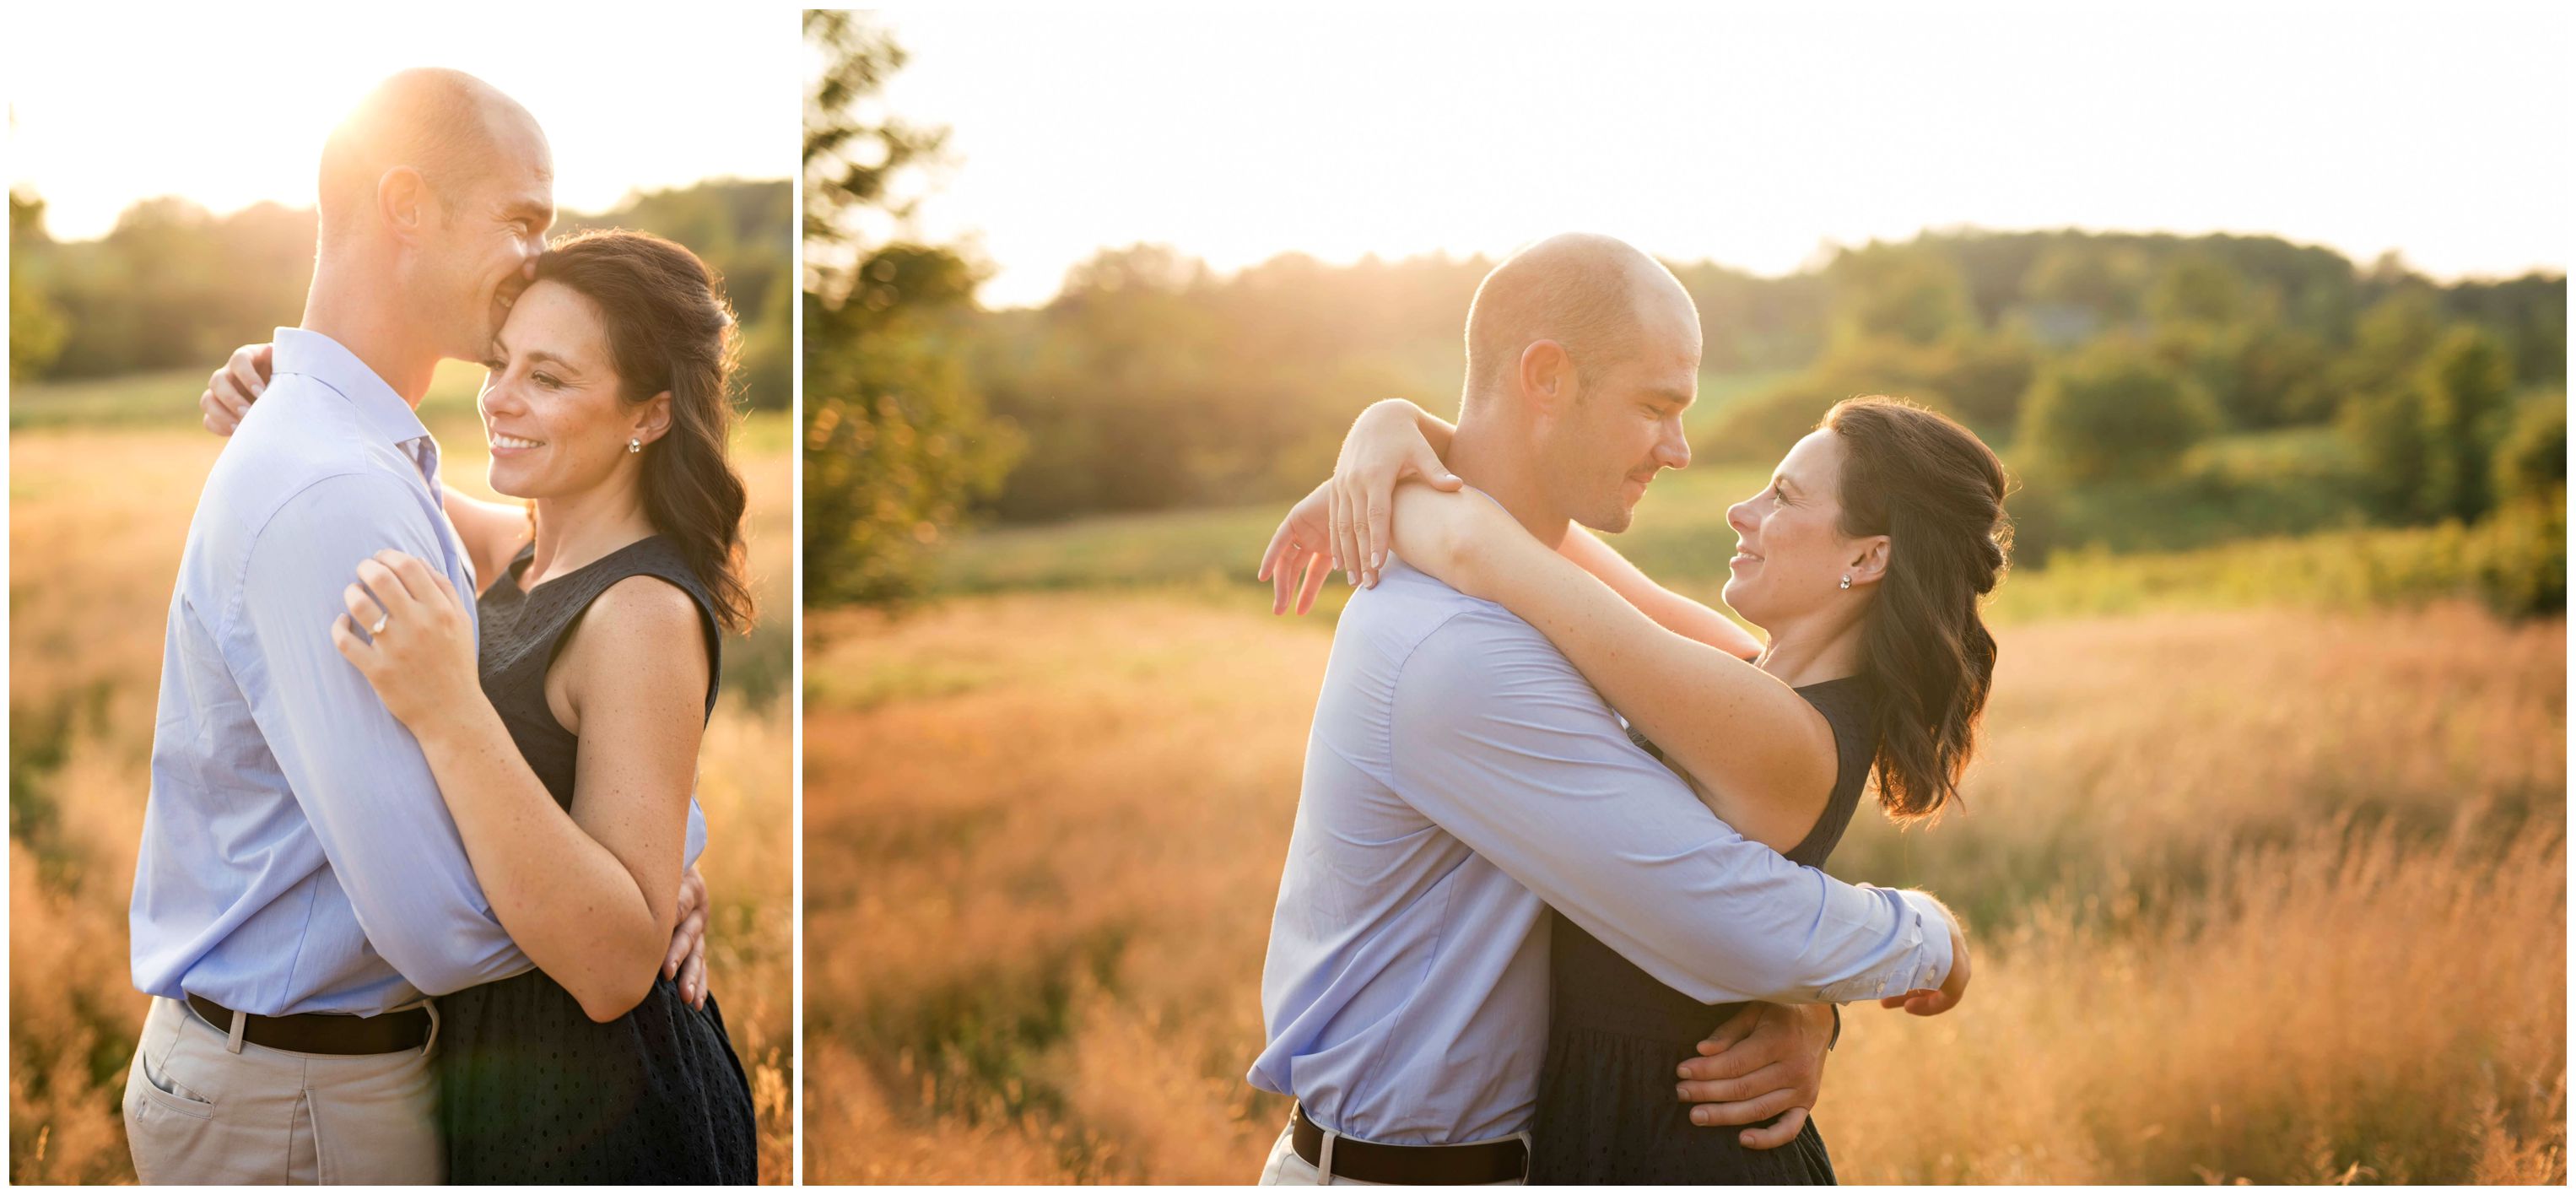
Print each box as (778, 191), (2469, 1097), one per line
(7, 8), (796, 241)
(872, 3), (2571, 309)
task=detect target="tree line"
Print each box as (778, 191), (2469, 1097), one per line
(9, 179), (791, 411)
(804, 12), (2560, 606)
(964, 233), (2560, 532)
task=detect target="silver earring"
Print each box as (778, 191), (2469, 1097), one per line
(1839, 574), (1852, 590)
(627, 437), (642, 454)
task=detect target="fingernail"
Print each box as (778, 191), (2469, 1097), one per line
(1692, 1108), (1709, 1126)
(1676, 1084), (1690, 1100)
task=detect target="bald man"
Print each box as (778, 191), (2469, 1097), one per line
(1247, 235), (1958, 1184)
(124, 69), (710, 1183)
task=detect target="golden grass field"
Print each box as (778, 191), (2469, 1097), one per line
(805, 536), (2566, 1181)
(7, 365), (795, 1183)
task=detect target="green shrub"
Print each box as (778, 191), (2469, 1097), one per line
(2491, 392), (2567, 507)
(1996, 507), (2566, 622)
(2018, 339), (2219, 483)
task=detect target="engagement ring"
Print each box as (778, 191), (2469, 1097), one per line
(370, 614), (389, 636)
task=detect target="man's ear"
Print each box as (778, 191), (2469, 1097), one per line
(1849, 535), (1892, 587)
(633, 392), (675, 446)
(1518, 339), (1575, 419)
(377, 166), (433, 246)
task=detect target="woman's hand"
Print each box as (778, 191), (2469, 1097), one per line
(200, 343), (273, 435)
(1327, 400), (1462, 589)
(1881, 917), (1971, 1016)
(1256, 398), (1465, 606)
(1256, 481), (1336, 615)
(330, 549), (483, 733)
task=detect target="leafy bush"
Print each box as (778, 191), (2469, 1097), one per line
(2344, 325), (2520, 523)
(1996, 506), (2566, 622)
(2491, 392), (2567, 507)
(2018, 339), (2219, 483)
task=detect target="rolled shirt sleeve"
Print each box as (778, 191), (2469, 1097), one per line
(230, 473), (533, 995)
(1388, 608), (1952, 1005)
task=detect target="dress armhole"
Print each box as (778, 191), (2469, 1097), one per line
(1780, 684), (1872, 865)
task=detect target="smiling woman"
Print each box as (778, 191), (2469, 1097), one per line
(11, 46), (791, 1184)
(506, 230), (756, 633)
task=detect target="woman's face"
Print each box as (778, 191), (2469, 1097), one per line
(477, 280), (647, 500)
(1720, 428), (1873, 629)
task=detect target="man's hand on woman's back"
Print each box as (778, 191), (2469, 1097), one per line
(1674, 1001), (1835, 1149)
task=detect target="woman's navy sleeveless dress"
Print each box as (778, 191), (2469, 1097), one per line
(1530, 676), (1878, 1184)
(436, 536), (759, 1184)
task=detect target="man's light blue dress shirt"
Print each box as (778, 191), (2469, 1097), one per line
(1250, 559), (1954, 1147)
(131, 328), (702, 1017)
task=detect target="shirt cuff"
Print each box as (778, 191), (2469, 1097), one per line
(1893, 888), (1956, 992)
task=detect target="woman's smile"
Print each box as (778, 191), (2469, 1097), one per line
(488, 430), (547, 456)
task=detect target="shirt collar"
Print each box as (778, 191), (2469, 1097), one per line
(270, 327), (434, 450)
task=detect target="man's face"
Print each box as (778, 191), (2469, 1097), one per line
(1538, 288), (1699, 533)
(418, 109), (553, 362)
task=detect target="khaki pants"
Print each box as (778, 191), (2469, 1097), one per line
(1256, 1122), (1529, 1186)
(122, 994), (443, 1184)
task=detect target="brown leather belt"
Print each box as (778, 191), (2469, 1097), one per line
(185, 994), (430, 1056)
(1290, 1103), (1528, 1184)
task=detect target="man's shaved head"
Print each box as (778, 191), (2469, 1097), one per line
(317, 68), (544, 245)
(1461, 232), (1698, 408)
(1455, 234), (1703, 536)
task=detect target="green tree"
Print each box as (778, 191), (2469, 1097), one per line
(2414, 326), (2516, 522)
(802, 10), (1019, 603)
(2021, 241), (2148, 334)
(2491, 392), (2566, 510)
(1826, 241), (1976, 348)
(9, 190), (68, 381)
(2334, 289), (2443, 403)
(2145, 252), (2255, 327)
(2018, 339), (2218, 483)
(2340, 383), (2435, 522)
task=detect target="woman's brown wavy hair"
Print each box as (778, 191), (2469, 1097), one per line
(1822, 397), (2011, 821)
(533, 229), (753, 633)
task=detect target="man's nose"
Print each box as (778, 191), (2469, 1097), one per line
(1657, 422), (1691, 471)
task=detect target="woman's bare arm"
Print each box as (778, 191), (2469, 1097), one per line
(1394, 486), (1839, 852)
(1333, 399), (1761, 658)
(1556, 527), (1764, 660)
(356, 559), (702, 1021)
(442, 494), (533, 594)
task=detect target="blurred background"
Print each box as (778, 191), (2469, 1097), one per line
(802, 5), (2568, 1185)
(9, 12), (794, 1181)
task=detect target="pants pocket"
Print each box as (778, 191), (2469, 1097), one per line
(129, 1036), (216, 1119)
(122, 1007), (224, 1184)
